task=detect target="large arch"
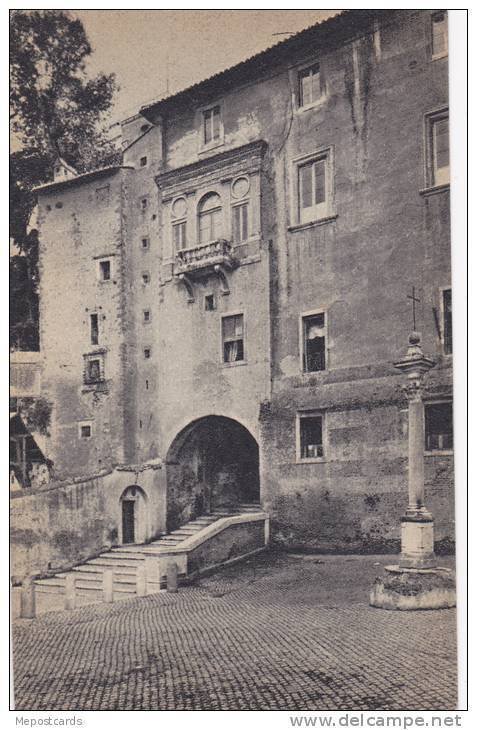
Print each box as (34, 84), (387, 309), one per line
(165, 415), (260, 531)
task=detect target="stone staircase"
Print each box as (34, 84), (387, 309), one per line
(34, 504), (263, 602)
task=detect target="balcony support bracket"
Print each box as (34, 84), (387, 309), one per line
(214, 264), (230, 296)
(177, 273), (195, 304)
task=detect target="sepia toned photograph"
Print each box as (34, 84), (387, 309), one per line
(9, 8), (466, 714)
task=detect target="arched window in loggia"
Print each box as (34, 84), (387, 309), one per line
(198, 192), (222, 244)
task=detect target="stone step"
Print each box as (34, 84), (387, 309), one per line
(92, 551), (145, 560)
(72, 564), (137, 575)
(169, 528), (202, 536)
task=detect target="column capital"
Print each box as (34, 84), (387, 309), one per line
(394, 331), (435, 385)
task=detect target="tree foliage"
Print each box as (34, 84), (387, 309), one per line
(10, 10), (119, 349)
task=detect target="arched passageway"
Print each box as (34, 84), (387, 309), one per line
(166, 416), (259, 531)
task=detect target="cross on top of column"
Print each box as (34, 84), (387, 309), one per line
(407, 286), (421, 331)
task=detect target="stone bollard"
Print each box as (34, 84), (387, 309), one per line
(64, 573), (76, 611)
(136, 564), (147, 597)
(103, 569), (114, 603)
(20, 577), (36, 619)
(167, 562), (178, 593)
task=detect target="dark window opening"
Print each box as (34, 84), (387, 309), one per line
(205, 294), (216, 311)
(143, 310), (151, 323)
(140, 198), (148, 211)
(99, 260), (111, 281)
(144, 348), (151, 359)
(142, 272), (150, 284)
(303, 313), (326, 372)
(300, 415), (324, 459)
(141, 237), (149, 250)
(425, 402), (453, 452)
(140, 156), (147, 167)
(90, 313), (99, 345)
(80, 425), (92, 438)
(222, 314), (244, 363)
(85, 358), (102, 384)
(443, 289), (452, 354)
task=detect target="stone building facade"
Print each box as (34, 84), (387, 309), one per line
(32, 9), (453, 557)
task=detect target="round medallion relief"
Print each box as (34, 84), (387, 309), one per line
(171, 196), (188, 219)
(231, 175), (250, 199)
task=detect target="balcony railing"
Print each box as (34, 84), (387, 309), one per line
(174, 238), (236, 276)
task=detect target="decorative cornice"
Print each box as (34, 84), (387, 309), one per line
(155, 140), (267, 198)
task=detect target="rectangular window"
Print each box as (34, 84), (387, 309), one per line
(425, 402), (453, 452)
(443, 289), (452, 355)
(299, 414), (324, 460)
(141, 237), (150, 250)
(79, 423), (92, 439)
(427, 111), (450, 187)
(432, 12), (448, 58)
(85, 358), (101, 384)
(98, 260), (111, 281)
(173, 221), (187, 251)
(233, 203), (249, 243)
(142, 272), (150, 285)
(222, 314), (244, 363)
(140, 198), (148, 211)
(298, 63), (321, 107)
(143, 309), (151, 323)
(303, 313), (326, 372)
(299, 156), (328, 223)
(90, 313), (99, 346)
(203, 105), (221, 145)
(144, 347), (151, 359)
(140, 156), (147, 167)
(205, 294), (216, 311)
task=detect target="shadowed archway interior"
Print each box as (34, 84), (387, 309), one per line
(166, 416), (259, 531)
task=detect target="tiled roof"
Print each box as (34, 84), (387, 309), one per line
(140, 10), (377, 118)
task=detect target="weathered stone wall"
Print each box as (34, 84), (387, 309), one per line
(37, 169), (132, 478)
(187, 520), (266, 576)
(121, 122), (164, 464)
(10, 465), (167, 581)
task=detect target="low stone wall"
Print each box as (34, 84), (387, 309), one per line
(10, 465), (166, 582)
(187, 520), (266, 576)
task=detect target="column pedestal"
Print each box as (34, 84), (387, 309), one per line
(400, 514), (436, 569)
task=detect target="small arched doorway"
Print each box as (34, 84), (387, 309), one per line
(119, 485), (148, 544)
(166, 416), (259, 531)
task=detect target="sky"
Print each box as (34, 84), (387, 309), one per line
(75, 10), (338, 126)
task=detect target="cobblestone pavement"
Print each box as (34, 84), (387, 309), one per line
(12, 553), (457, 711)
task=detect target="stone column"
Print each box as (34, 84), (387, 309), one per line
(394, 332), (436, 569)
(369, 331), (456, 610)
